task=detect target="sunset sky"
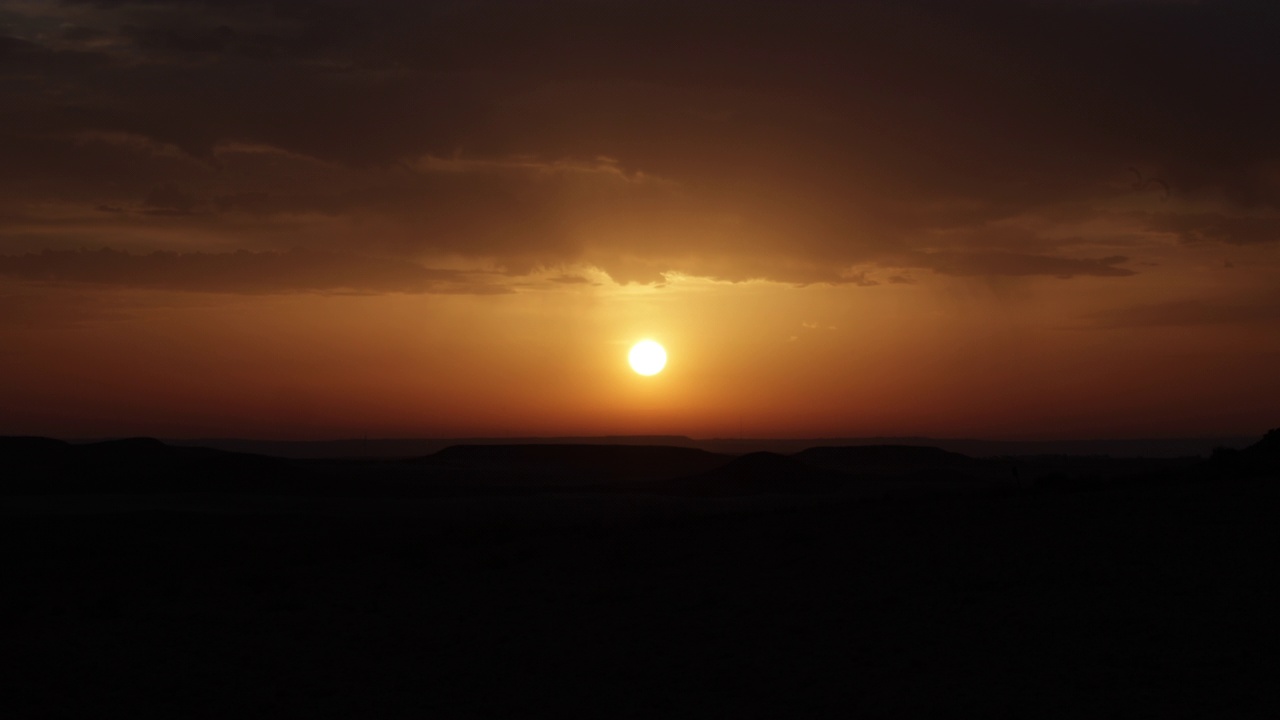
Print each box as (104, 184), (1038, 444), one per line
(2, 0), (1278, 440)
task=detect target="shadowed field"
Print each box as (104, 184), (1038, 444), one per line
(3, 435), (1278, 718)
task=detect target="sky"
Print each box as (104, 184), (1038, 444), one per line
(1, 0), (1278, 440)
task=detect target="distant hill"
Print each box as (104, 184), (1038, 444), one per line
(698, 437), (1256, 459)
(1250, 428), (1280, 456)
(157, 435), (1258, 459)
(166, 436), (702, 459)
(673, 451), (841, 495)
(5, 430), (1271, 499)
(423, 444), (729, 485)
(1, 436), (73, 464)
(671, 445), (1001, 496)
(1211, 427), (1280, 477)
(794, 445), (978, 475)
(0, 437), (292, 495)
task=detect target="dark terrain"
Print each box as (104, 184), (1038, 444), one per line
(3, 432), (1279, 718)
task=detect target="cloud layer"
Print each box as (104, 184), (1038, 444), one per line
(2, 0), (1278, 288)
(0, 248), (506, 294)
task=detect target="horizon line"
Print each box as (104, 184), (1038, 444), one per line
(46, 432), (1266, 444)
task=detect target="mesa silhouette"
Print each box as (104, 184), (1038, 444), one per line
(421, 443), (730, 485)
(1, 437), (289, 495)
(5, 434), (1269, 498)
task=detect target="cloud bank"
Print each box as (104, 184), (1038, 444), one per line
(2, 0), (1277, 289)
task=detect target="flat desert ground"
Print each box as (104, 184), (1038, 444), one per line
(3, 439), (1278, 718)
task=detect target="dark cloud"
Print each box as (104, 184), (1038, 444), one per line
(143, 184), (199, 215)
(1148, 213), (1280, 245)
(549, 274), (592, 285)
(212, 191), (343, 216)
(909, 252), (1136, 279)
(121, 22), (239, 56)
(0, 0), (1276, 286)
(0, 248), (509, 295)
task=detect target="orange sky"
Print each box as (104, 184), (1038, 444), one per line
(1, 1), (1278, 439)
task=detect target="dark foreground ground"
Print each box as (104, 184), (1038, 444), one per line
(3, 436), (1279, 718)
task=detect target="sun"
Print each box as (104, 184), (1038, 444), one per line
(628, 340), (667, 376)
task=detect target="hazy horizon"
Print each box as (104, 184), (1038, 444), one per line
(74, 431), (1264, 443)
(24, 432), (1257, 462)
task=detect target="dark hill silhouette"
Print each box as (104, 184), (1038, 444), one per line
(172, 435), (701, 459)
(794, 444), (978, 475)
(6, 430), (1280, 719)
(75, 437), (174, 461)
(1, 436), (72, 465)
(1, 437), (296, 495)
(423, 444), (729, 485)
(5, 432), (1263, 498)
(165, 435), (1255, 459)
(1248, 428), (1280, 456)
(671, 451), (842, 495)
(1211, 427), (1280, 477)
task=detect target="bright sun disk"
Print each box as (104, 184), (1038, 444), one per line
(628, 340), (667, 376)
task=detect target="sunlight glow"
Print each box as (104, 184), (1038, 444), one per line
(628, 340), (667, 376)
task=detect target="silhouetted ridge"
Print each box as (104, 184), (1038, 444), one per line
(678, 451), (839, 494)
(794, 445), (976, 474)
(425, 444), (729, 484)
(1247, 428), (1280, 456)
(1209, 427), (1280, 477)
(1, 436), (72, 465)
(77, 437), (173, 459)
(720, 451), (812, 477)
(0, 436), (291, 494)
